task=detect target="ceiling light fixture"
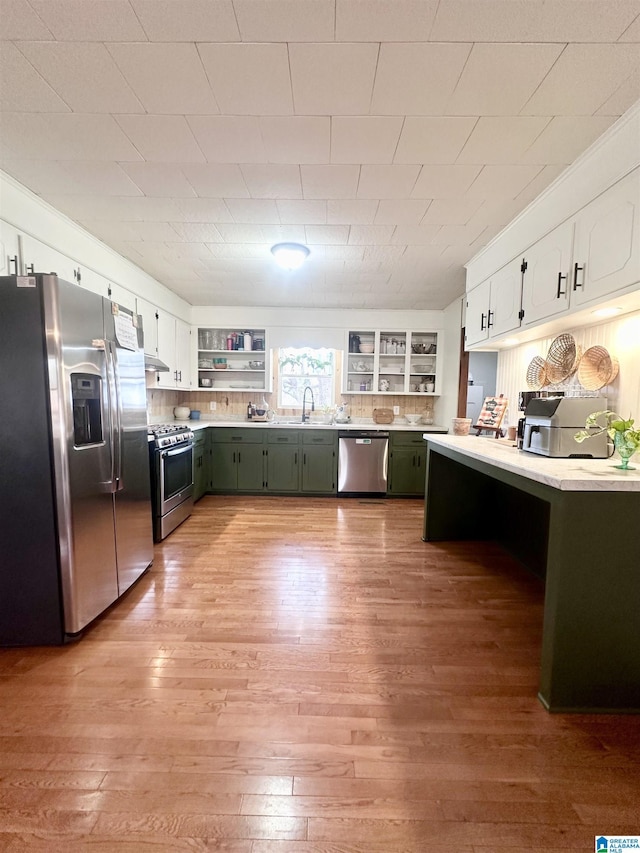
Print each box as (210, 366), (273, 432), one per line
(270, 242), (310, 271)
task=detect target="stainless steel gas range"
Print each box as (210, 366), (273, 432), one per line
(148, 424), (194, 541)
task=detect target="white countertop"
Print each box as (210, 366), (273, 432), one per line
(423, 434), (640, 492)
(165, 419), (447, 433)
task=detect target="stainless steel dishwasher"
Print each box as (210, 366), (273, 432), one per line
(338, 431), (389, 495)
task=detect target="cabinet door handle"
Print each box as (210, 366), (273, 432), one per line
(487, 310), (494, 329)
(480, 312), (487, 331)
(238, 451), (241, 464)
(294, 452), (298, 464)
(303, 453), (306, 465)
(573, 262), (584, 290)
(556, 272), (567, 298)
(26, 263), (35, 274)
(9, 255), (18, 275)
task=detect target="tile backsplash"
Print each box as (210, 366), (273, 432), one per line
(146, 388), (436, 423)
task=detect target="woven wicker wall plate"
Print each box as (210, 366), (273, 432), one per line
(577, 345), (618, 390)
(526, 356), (550, 390)
(546, 334), (582, 383)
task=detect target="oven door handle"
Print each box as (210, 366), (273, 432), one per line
(163, 444), (193, 458)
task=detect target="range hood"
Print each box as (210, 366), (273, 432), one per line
(144, 354), (170, 372)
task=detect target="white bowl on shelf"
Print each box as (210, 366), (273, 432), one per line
(405, 413), (422, 425)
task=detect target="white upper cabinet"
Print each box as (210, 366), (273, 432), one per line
(0, 221), (20, 275)
(521, 220), (574, 327)
(571, 169), (640, 307)
(156, 310), (191, 390)
(465, 257), (522, 348)
(136, 297), (159, 357)
(20, 233), (76, 282)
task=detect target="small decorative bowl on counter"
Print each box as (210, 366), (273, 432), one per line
(405, 413), (422, 424)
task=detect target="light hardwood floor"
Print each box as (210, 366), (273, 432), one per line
(1, 496), (639, 852)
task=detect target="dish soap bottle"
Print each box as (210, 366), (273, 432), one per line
(247, 402), (253, 420)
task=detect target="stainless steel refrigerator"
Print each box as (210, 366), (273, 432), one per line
(0, 273), (153, 645)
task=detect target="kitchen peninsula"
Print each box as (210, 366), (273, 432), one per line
(422, 435), (640, 713)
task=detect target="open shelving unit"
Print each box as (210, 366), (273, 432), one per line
(196, 328), (270, 392)
(344, 330), (440, 396)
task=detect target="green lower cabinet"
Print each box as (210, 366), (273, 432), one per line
(210, 441), (265, 492)
(301, 432), (337, 494)
(209, 427), (337, 495)
(388, 432), (427, 496)
(192, 434), (210, 501)
(266, 443), (299, 492)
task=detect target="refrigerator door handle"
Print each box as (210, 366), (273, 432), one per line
(105, 340), (124, 492)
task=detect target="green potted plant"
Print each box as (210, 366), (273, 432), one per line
(574, 410), (640, 470)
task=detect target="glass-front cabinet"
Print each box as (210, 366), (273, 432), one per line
(195, 328), (270, 392)
(344, 330), (440, 396)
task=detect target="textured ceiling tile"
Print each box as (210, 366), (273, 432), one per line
(512, 164), (565, 206)
(465, 165), (543, 200)
(348, 225), (395, 244)
(357, 165), (421, 199)
(522, 44), (640, 115)
(305, 225), (350, 245)
(363, 244), (407, 263)
(234, 0), (335, 41)
(260, 116), (330, 165)
(187, 116), (265, 163)
(519, 116), (618, 165)
(18, 42), (143, 113)
(131, 0), (240, 41)
(240, 164), (302, 199)
(391, 225), (441, 245)
(0, 159), (87, 195)
(301, 166), (360, 199)
(119, 162), (198, 197)
(198, 43), (293, 115)
(336, 0), (438, 41)
(619, 13), (640, 41)
(0, 113), (143, 161)
(422, 197), (485, 225)
(595, 69), (640, 116)
(395, 117), (477, 165)
(116, 115), (205, 163)
(374, 199), (430, 225)
(107, 43), (218, 114)
(327, 199), (379, 224)
(217, 223), (305, 243)
(456, 116), (551, 164)
(0, 44), (69, 112)
(411, 164), (481, 199)
(371, 43), (471, 114)
(1, 0), (54, 39)
(180, 163), (248, 198)
(277, 200), (327, 225)
(331, 117), (403, 164)
(430, 0), (640, 42)
(29, 0), (147, 41)
(57, 161), (144, 196)
(225, 198), (281, 224)
(168, 222), (224, 242)
(289, 43), (379, 115)
(171, 197), (232, 223)
(446, 43), (563, 116)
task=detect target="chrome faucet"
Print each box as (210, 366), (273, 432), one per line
(301, 386), (315, 423)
